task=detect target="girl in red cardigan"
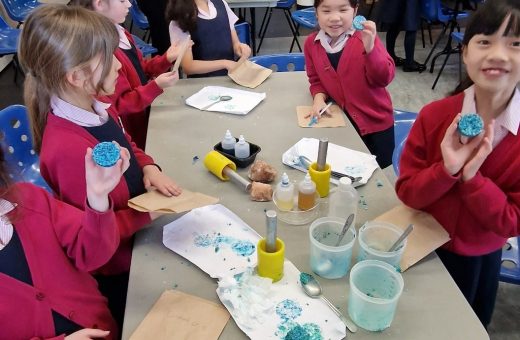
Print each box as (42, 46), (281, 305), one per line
(0, 143), (130, 339)
(304, 0), (395, 168)
(396, 0), (520, 328)
(72, 0), (184, 150)
(18, 5), (182, 331)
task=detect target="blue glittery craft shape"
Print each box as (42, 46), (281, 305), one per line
(458, 113), (484, 137)
(92, 142), (120, 167)
(353, 15), (366, 30)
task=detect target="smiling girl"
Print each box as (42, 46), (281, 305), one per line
(303, 0), (395, 168)
(396, 0), (520, 328)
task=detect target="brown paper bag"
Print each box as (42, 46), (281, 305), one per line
(228, 59), (272, 88)
(296, 105), (346, 128)
(130, 290), (230, 340)
(374, 204), (450, 271)
(128, 189), (218, 213)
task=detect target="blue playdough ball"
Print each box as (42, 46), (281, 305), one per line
(458, 113), (484, 137)
(92, 142), (121, 167)
(353, 15), (366, 30)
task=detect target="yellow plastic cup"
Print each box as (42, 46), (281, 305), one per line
(308, 162), (331, 197)
(203, 150), (236, 180)
(257, 238), (285, 282)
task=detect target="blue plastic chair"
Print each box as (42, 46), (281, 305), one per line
(249, 53), (305, 72)
(392, 109), (418, 175)
(0, 15), (21, 81)
(132, 34), (157, 57)
(129, 0), (150, 42)
(0, 0), (40, 26)
(500, 237), (520, 285)
(290, 7), (316, 52)
(257, 0), (299, 53)
(235, 21), (251, 46)
(0, 105), (51, 192)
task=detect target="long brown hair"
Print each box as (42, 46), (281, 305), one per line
(165, 0), (198, 34)
(18, 4), (119, 153)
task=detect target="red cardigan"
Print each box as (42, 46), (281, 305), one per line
(111, 30), (172, 149)
(40, 108), (153, 275)
(304, 31), (395, 135)
(1, 183), (118, 340)
(396, 93), (520, 256)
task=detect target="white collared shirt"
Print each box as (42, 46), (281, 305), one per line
(461, 85), (520, 147)
(51, 96), (110, 127)
(314, 28), (354, 54)
(0, 199), (16, 251)
(116, 24), (132, 50)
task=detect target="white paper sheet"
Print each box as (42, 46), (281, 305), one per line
(185, 86), (266, 115)
(282, 137), (379, 186)
(163, 204), (261, 278)
(217, 261), (346, 340)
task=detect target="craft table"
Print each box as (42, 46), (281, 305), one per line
(122, 72), (489, 340)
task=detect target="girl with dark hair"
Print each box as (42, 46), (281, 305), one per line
(165, 0), (251, 77)
(303, 0), (396, 168)
(396, 0), (520, 328)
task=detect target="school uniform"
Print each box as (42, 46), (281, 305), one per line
(396, 86), (520, 326)
(0, 183), (119, 339)
(111, 26), (173, 150)
(304, 30), (395, 167)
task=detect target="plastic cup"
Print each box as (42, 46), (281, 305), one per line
(348, 260), (404, 331)
(309, 217), (356, 279)
(357, 221), (406, 269)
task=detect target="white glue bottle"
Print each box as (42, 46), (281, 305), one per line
(276, 172), (295, 211)
(328, 177), (358, 225)
(234, 135), (250, 158)
(221, 129), (236, 156)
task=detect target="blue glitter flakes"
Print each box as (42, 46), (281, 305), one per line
(231, 241), (255, 256)
(92, 142), (120, 167)
(299, 272), (312, 285)
(276, 299), (302, 322)
(458, 113), (483, 137)
(193, 232), (255, 257)
(352, 15), (366, 30)
(194, 234), (212, 247)
(285, 325), (309, 340)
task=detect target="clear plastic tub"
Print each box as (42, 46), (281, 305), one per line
(272, 190), (320, 225)
(357, 221), (406, 270)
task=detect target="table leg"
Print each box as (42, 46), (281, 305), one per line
(250, 8), (257, 56)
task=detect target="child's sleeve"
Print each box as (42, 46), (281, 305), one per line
(127, 32), (172, 77)
(363, 36), (395, 88)
(304, 37), (327, 97)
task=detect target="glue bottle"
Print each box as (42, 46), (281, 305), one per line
(234, 135), (250, 158)
(298, 173), (316, 211)
(221, 129), (236, 156)
(328, 177), (358, 225)
(276, 172), (295, 211)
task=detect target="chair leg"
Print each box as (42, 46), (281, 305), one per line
(432, 45), (455, 90)
(283, 9), (302, 52)
(290, 23), (301, 52)
(256, 8), (273, 54)
(423, 23), (448, 69)
(421, 21), (425, 48)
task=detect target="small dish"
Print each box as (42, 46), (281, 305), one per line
(272, 190), (320, 225)
(214, 138), (261, 168)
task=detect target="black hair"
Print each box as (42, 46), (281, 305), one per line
(314, 0), (358, 9)
(165, 0), (198, 34)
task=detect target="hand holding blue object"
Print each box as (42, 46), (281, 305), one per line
(308, 102), (333, 127)
(353, 15), (366, 30)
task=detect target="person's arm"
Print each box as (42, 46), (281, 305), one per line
(363, 35), (395, 88)
(304, 36), (329, 117)
(180, 45), (237, 75)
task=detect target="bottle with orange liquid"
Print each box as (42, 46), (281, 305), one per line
(298, 173), (316, 211)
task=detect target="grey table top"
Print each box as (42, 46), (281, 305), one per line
(226, 0), (277, 8)
(122, 72), (489, 340)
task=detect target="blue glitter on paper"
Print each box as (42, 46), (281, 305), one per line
(231, 241), (255, 256)
(276, 299), (302, 322)
(193, 232), (255, 257)
(285, 325), (309, 340)
(194, 234), (212, 247)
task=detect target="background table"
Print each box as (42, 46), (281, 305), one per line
(122, 72), (489, 340)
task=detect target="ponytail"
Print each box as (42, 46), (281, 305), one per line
(23, 74), (50, 153)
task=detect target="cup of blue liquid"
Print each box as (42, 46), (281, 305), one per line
(357, 221), (406, 270)
(348, 260), (404, 331)
(309, 217), (356, 279)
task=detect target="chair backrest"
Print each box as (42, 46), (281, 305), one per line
(129, 0), (149, 30)
(0, 0), (40, 23)
(392, 138), (406, 176)
(0, 105), (50, 191)
(249, 53), (305, 72)
(132, 34), (157, 57)
(500, 237), (520, 285)
(392, 109), (418, 175)
(235, 22), (250, 46)
(291, 7), (317, 29)
(421, 0), (439, 22)
(0, 15), (20, 56)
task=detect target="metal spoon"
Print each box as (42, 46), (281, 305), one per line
(298, 155), (362, 183)
(201, 95), (232, 110)
(335, 213), (355, 247)
(388, 224), (414, 252)
(300, 272), (358, 333)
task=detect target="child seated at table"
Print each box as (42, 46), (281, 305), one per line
(72, 0), (184, 150)
(165, 0), (251, 77)
(396, 0), (520, 328)
(304, 0), (395, 168)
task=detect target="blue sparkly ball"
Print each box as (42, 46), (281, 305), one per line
(92, 142), (121, 167)
(353, 15), (366, 30)
(458, 113), (484, 137)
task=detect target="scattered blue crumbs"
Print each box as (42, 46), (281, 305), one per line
(92, 142), (120, 167)
(376, 179), (383, 187)
(458, 113), (483, 137)
(285, 325), (309, 340)
(231, 241), (255, 256)
(193, 232), (255, 257)
(194, 234), (213, 247)
(353, 15), (366, 30)
(161, 266), (166, 270)
(299, 272), (312, 285)
(359, 195), (368, 210)
(192, 155), (199, 164)
(276, 299), (302, 322)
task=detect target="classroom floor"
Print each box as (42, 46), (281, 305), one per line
(0, 16), (519, 339)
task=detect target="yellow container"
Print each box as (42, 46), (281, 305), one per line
(203, 150), (237, 180)
(257, 238), (285, 282)
(308, 162), (331, 197)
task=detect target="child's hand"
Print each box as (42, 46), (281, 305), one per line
(65, 328), (110, 340)
(234, 43), (251, 59)
(359, 20), (376, 54)
(165, 39), (194, 63)
(224, 60), (239, 71)
(155, 71), (179, 89)
(143, 165), (182, 197)
(461, 120), (494, 181)
(441, 114), (485, 176)
(85, 143), (130, 212)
